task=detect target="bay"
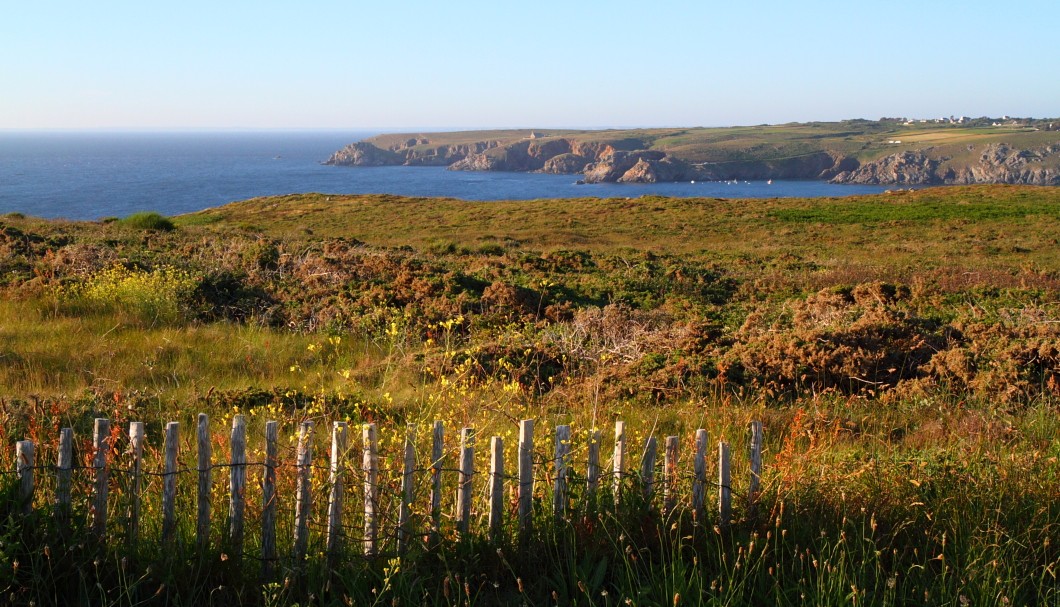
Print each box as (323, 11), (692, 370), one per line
(0, 131), (889, 221)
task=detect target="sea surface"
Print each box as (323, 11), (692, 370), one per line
(0, 131), (891, 221)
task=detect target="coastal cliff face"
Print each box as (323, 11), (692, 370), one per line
(327, 134), (1060, 186)
(326, 139), (505, 167)
(831, 144), (1060, 185)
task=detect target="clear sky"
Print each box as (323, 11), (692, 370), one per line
(2, 0), (1057, 130)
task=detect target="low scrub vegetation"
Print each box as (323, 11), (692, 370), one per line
(0, 185), (1056, 605)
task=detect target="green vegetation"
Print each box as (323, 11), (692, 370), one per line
(117, 211), (176, 231)
(0, 185), (1057, 605)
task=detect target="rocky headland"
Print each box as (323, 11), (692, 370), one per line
(325, 121), (1060, 186)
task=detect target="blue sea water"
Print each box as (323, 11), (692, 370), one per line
(0, 131), (890, 221)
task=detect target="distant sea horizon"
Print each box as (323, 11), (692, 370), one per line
(0, 131), (891, 221)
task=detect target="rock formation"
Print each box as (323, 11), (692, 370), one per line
(327, 131), (1060, 186)
(832, 143), (1060, 185)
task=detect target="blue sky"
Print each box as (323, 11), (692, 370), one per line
(2, 0), (1057, 130)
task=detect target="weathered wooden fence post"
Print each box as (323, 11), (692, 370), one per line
(197, 413), (212, 550)
(56, 428), (74, 526)
(92, 418), (110, 539)
(456, 427), (475, 535)
(586, 428), (601, 509)
(128, 422), (144, 545)
(292, 421), (314, 563)
(664, 436), (678, 516)
(362, 423), (377, 557)
(162, 422), (179, 544)
(229, 414), (247, 557)
(261, 420), (278, 579)
(553, 425), (571, 520)
(397, 423), (416, 554)
(640, 436), (657, 503)
(613, 421), (626, 506)
(488, 436), (504, 541)
(749, 421), (763, 514)
(326, 422), (348, 560)
(692, 429), (708, 519)
(518, 419), (534, 537)
(718, 441), (731, 528)
(16, 440), (34, 515)
(430, 420), (444, 540)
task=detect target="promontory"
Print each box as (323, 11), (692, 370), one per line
(326, 118), (1060, 186)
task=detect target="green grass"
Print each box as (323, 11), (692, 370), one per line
(182, 186), (1060, 272)
(116, 212), (176, 231)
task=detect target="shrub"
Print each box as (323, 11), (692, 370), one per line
(59, 264), (199, 325)
(117, 212), (176, 231)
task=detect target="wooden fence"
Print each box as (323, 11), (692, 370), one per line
(8, 416), (765, 567)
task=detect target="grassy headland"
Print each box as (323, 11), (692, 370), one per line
(0, 185), (1057, 605)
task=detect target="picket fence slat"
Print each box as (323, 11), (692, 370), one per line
(56, 428), (73, 525)
(197, 413), (212, 550)
(586, 428), (601, 508)
(553, 425), (571, 520)
(430, 420), (444, 539)
(456, 427), (474, 535)
(261, 420), (279, 579)
(162, 422), (179, 544)
(488, 436), (504, 540)
(230, 415), (247, 557)
(692, 429), (708, 518)
(397, 423), (416, 554)
(362, 423), (377, 557)
(719, 441), (732, 528)
(92, 418), (110, 539)
(664, 436), (678, 516)
(325, 421), (347, 560)
(518, 419), (534, 537)
(128, 422), (145, 545)
(749, 421), (764, 513)
(293, 421), (313, 563)
(16, 440), (34, 515)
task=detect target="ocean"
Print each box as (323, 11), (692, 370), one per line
(0, 131), (890, 221)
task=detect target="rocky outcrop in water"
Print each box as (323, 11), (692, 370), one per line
(583, 151), (698, 183)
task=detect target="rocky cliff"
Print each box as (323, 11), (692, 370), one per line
(326, 139), (505, 167)
(327, 131), (1060, 186)
(831, 143), (1060, 186)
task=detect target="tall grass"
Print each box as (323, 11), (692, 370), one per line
(0, 397), (1055, 606)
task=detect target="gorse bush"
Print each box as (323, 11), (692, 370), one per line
(59, 264), (199, 325)
(117, 211), (176, 231)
